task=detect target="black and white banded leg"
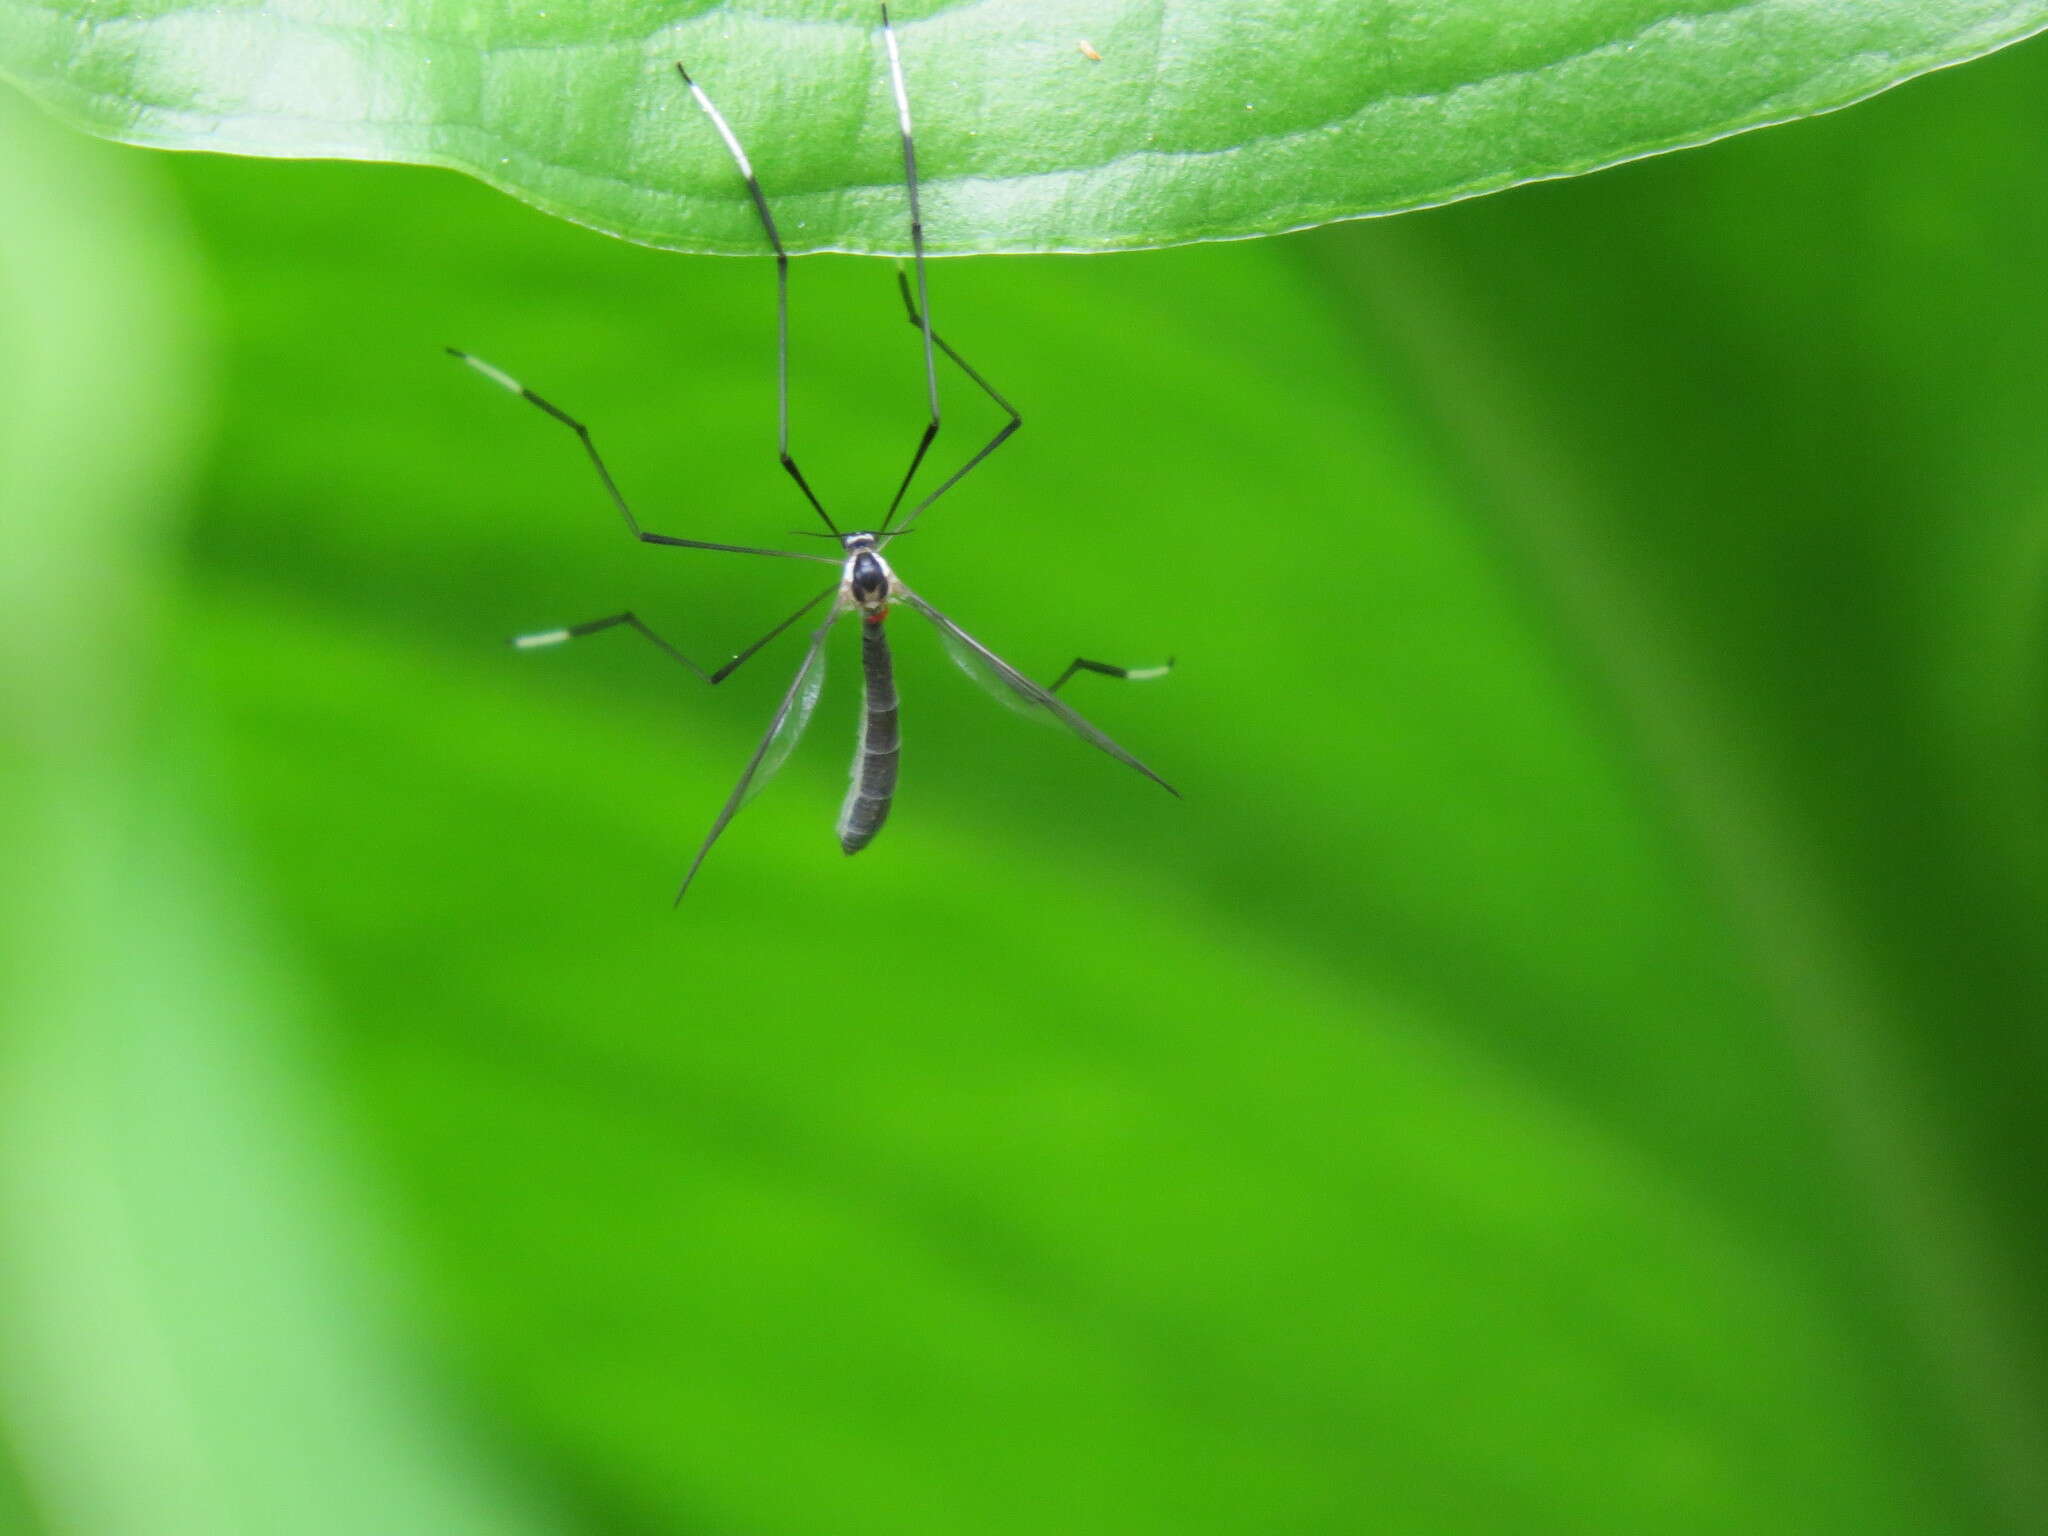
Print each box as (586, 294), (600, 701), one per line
(874, 3), (1023, 539)
(512, 585), (836, 685)
(1047, 656), (1176, 695)
(879, 4), (944, 528)
(446, 349), (835, 568)
(675, 62), (837, 534)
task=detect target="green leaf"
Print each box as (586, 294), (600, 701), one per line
(2, 0), (2045, 253)
(10, 13), (2048, 1536)
(60, 28), (2042, 1533)
(0, 84), (560, 1536)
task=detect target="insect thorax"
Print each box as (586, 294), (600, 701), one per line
(842, 534), (893, 613)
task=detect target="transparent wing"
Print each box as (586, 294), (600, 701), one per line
(897, 586), (1178, 797)
(676, 596), (845, 901)
(744, 615), (835, 808)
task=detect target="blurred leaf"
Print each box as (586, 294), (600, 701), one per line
(1, 0), (2046, 252)
(0, 86), (557, 1536)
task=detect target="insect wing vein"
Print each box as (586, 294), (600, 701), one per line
(897, 587), (1177, 796)
(676, 599), (846, 900)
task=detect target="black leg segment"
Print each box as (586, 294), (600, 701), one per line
(879, 4), (944, 528)
(446, 349), (835, 565)
(1046, 656), (1177, 695)
(513, 585), (837, 686)
(675, 64), (839, 535)
(883, 268), (1023, 535)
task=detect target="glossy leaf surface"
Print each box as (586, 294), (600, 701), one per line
(1, 1), (2045, 252)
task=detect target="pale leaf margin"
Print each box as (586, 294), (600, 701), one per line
(0, 2), (2045, 254)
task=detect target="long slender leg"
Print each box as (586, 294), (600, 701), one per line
(512, 585), (836, 685)
(675, 64), (838, 535)
(447, 350), (834, 566)
(884, 267), (1023, 537)
(1046, 656), (1176, 695)
(879, 4), (943, 528)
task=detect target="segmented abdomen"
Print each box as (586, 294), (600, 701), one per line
(836, 619), (899, 854)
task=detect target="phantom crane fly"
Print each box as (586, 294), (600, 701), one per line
(450, 6), (1176, 900)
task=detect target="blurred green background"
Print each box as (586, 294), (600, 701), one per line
(4, 29), (2048, 1536)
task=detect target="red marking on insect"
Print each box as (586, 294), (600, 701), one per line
(864, 609), (888, 625)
